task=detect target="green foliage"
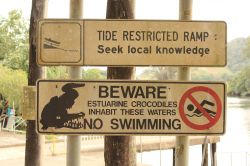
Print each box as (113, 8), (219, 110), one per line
(191, 67), (233, 81)
(47, 67), (69, 79)
(0, 65), (27, 114)
(228, 66), (250, 96)
(243, 36), (250, 58)
(0, 10), (29, 72)
(226, 37), (250, 96)
(82, 68), (106, 80)
(47, 67), (107, 80)
(137, 67), (177, 80)
(227, 38), (250, 72)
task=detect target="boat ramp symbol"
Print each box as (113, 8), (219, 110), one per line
(43, 38), (79, 52)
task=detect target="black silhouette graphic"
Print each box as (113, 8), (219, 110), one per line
(44, 38), (61, 49)
(186, 100), (216, 118)
(43, 37), (78, 52)
(40, 83), (85, 130)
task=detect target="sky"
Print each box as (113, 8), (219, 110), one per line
(0, 0), (250, 41)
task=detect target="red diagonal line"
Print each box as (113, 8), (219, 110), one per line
(188, 94), (214, 122)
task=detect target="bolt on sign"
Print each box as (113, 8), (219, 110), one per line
(37, 80), (226, 135)
(37, 19), (227, 66)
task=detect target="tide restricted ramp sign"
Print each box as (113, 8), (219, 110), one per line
(37, 80), (226, 135)
(37, 19), (226, 66)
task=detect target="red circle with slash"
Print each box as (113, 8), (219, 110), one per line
(179, 86), (222, 130)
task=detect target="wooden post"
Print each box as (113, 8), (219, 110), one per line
(67, 0), (83, 166)
(25, 0), (47, 166)
(173, 148), (176, 166)
(202, 144), (208, 166)
(104, 0), (136, 166)
(211, 143), (217, 166)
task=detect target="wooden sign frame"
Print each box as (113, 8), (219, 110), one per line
(37, 19), (227, 66)
(37, 80), (226, 135)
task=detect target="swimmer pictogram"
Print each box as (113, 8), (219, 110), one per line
(186, 100), (216, 118)
(179, 86), (222, 130)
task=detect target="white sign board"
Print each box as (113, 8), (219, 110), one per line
(37, 19), (227, 66)
(37, 80), (226, 135)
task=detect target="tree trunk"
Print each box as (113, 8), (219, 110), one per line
(25, 0), (46, 166)
(104, 0), (136, 166)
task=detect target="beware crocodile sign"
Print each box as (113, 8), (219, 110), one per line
(37, 80), (226, 135)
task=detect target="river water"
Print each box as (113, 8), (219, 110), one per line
(137, 97), (250, 166)
(217, 97), (250, 166)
